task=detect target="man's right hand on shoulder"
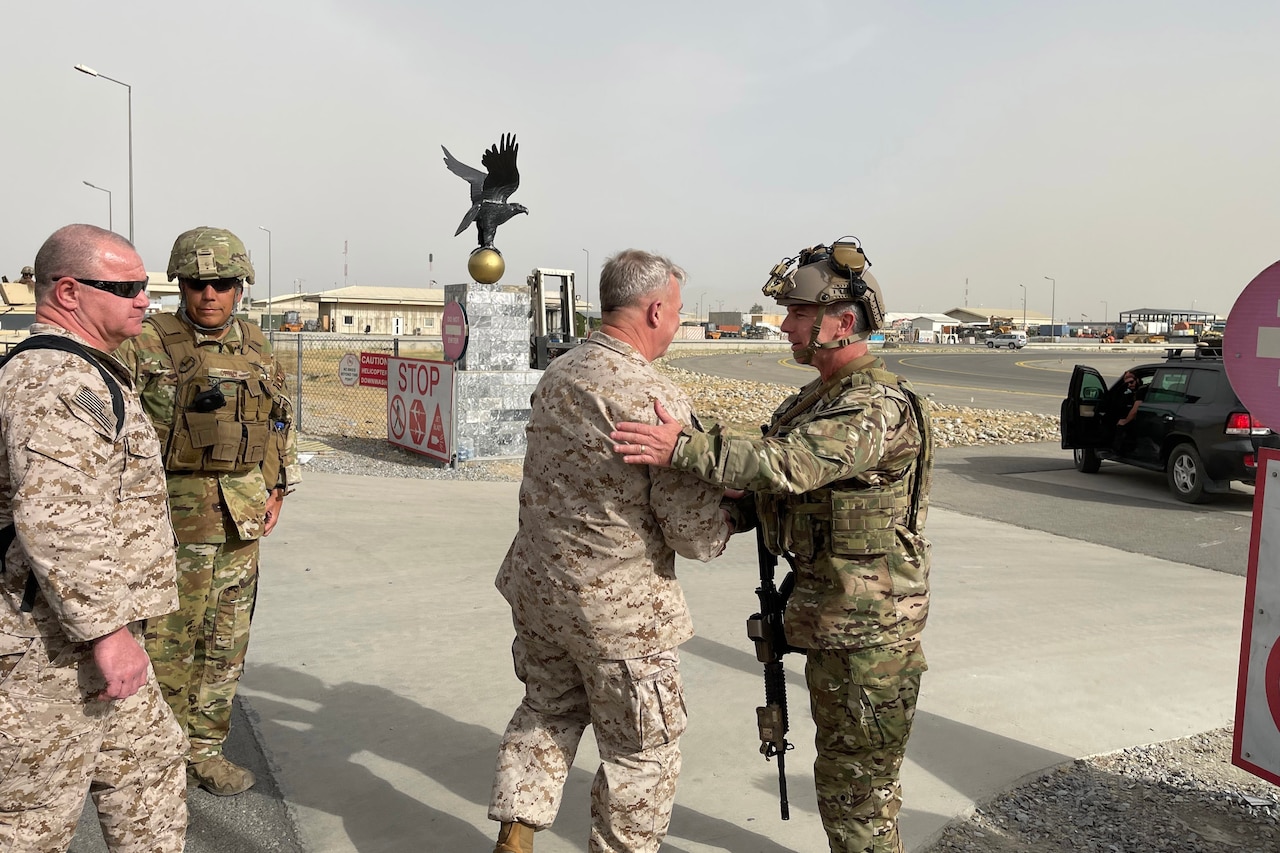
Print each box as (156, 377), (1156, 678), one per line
(91, 625), (151, 700)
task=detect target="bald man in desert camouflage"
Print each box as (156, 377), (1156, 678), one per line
(0, 224), (186, 852)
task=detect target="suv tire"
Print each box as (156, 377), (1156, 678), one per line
(1074, 448), (1101, 473)
(1167, 443), (1209, 503)
(987, 341), (995, 348)
(1007, 342), (1017, 349)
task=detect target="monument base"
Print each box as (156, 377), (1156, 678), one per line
(453, 369), (541, 461)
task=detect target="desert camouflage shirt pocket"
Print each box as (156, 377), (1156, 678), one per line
(119, 423), (166, 501)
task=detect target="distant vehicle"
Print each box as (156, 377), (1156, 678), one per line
(1060, 346), (1279, 502)
(279, 310), (303, 333)
(987, 332), (1026, 349)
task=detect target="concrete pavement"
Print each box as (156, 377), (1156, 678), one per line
(73, 468), (1247, 851)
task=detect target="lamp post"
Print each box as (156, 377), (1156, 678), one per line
(82, 180), (112, 233)
(1019, 284), (1027, 331)
(74, 64), (132, 243)
(581, 248), (590, 335)
(258, 226), (272, 341)
(1044, 276), (1056, 341)
(699, 291), (707, 323)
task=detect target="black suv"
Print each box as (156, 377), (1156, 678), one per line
(1060, 347), (1278, 503)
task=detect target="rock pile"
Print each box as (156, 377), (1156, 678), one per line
(655, 361), (1060, 447)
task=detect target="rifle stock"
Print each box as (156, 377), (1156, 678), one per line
(747, 523), (794, 820)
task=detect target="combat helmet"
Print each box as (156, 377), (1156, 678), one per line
(20, 265), (33, 277)
(762, 237), (885, 362)
(167, 227), (255, 284)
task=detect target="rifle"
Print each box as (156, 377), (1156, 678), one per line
(746, 522), (795, 819)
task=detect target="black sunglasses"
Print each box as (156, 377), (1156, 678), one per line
(180, 278), (242, 293)
(70, 277), (148, 298)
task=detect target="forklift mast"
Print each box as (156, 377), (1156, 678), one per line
(528, 268), (581, 369)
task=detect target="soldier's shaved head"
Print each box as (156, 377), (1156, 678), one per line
(33, 224), (138, 303)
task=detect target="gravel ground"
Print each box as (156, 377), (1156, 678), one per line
(299, 358), (1279, 851)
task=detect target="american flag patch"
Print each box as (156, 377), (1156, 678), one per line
(73, 386), (116, 434)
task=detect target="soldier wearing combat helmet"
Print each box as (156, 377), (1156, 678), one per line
(611, 238), (933, 853)
(116, 226), (300, 796)
(17, 264), (35, 284)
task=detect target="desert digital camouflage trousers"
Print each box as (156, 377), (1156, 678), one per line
(144, 536), (259, 763)
(805, 639), (926, 853)
(490, 628), (687, 853)
(0, 631), (187, 852)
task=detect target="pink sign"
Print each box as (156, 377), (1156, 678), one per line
(442, 300), (469, 363)
(1224, 260), (1280, 428)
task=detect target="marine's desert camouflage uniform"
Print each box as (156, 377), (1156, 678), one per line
(0, 325), (187, 853)
(116, 315), (299, 763)
(492, 332), (730, 853)
(672, 353), (932, 853)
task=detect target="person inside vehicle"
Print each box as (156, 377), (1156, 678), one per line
(1111, 371), (1143, 452)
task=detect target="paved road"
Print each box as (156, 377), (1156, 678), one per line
(677, 348), (1159, 415)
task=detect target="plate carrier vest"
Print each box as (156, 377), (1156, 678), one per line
(147, 314), (277, 476)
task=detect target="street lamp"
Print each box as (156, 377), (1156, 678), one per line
(699, 291), (707, 322)
(82, 180), (112, 233)
(258, 226), (272, 341)
(581, 248), (590, 335)
(1019, 283), (1027, 331)
(1044, 276), (1056, 341)
(74, 64), (132, 243)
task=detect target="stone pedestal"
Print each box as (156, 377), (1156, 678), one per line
(444, 281), (541, 461)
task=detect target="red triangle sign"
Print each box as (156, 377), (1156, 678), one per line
(427, 404), (448, 453)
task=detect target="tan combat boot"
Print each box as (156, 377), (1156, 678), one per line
(189, 754), (256, 796)
(493, 821), (535, 853)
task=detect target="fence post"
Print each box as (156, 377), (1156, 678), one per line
(295, 334), (303, 433)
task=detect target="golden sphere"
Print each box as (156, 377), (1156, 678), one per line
(467, 248), (505, 284)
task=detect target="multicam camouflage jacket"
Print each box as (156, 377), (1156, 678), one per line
(0, 324), (178, 645)
(671, 354), (933, 650)
(497, 332), (731, 660)
(116, 314), (300, 544)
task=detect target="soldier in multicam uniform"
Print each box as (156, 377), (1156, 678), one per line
(611, 239), (933, 853)
(488, 249), (733, 853)
(0, 224), (186, 852)
(17, 265), (35, 285)
(116, 226), (300, 797)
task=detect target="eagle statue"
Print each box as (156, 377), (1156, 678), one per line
(442, 133), (528, 249)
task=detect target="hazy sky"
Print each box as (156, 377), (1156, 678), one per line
(4, 1), (1276, 324)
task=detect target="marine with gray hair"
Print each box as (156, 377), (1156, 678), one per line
(488, 248), (732, 853)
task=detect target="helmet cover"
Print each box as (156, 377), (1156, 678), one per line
(167, 227), (254, 284)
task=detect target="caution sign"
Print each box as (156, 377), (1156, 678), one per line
(360, 352), (389, 388)
(386, 357), (453, 462)
(1234, 447), (1280, 785)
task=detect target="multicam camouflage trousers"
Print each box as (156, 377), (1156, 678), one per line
(144, 536), (259, 763)
(490, 629), (687, 853)
(0, 630), (187, 853)
(805, 639), (927, 853)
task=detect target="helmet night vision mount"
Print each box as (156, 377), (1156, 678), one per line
(763, 237), (885, 362)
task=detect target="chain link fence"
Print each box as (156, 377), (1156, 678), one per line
(270, 334), (442, 438)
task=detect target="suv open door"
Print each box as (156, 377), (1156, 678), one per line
(1060, 365), (1110, 452)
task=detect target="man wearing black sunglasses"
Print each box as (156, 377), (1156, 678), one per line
(0, 224), (187, 851)
(116, 226), (299, 797)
